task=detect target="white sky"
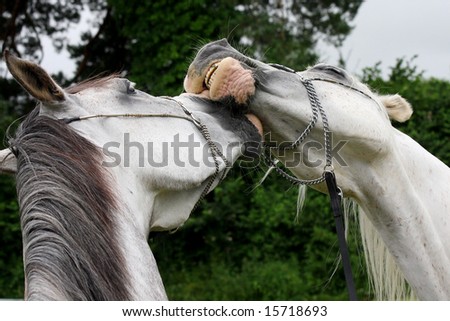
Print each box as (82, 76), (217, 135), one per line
(317, 0), (450, 79)
(36, 0), (450, 81)
(40, 10), (94, 78)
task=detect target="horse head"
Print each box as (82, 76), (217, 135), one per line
(184, 39), (413, 195)
(1, 50), (262, 300)
(184, 39), (450, 300)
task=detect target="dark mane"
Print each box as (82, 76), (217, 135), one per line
(10, 108), (130, 300)
(66, 73), (121, 94)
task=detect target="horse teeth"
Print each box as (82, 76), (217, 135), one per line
(205, 62), (220, 89)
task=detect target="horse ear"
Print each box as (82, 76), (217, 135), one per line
(3, 50), (65, 103)
(379, 94), (413, 122)
(0, 148), (16, 174)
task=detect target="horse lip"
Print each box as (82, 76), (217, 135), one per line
(202, 56), (253, 90)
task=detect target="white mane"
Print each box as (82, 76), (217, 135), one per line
(293, 185), (414, 300)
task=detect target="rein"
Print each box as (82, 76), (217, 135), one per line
(266, 63), (359, 300)
(63, 97), (231, 212)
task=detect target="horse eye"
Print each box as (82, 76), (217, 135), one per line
(126, 81), (137, 94)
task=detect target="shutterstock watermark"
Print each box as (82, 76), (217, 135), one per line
(101, 132), (348, 169)
(262, 135), (349, 169)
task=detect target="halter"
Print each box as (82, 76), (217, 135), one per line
(262, 71), (333, 186)
(63, 97), (231, 212)
(266, 63), (365, 300)
(264, 63), (380, 186)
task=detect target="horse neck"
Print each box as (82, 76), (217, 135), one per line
(107, 189), (168, 300)
(355, 128), (450, 220)
(392, 129), (450, 212)
(21, 161), (167, 301)
(351, 128), (450, 300)
(107, 167), (172, 300)
(14, 111), (166, 300)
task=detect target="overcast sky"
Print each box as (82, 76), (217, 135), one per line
(317, 0), (450, 79)
(40, 0), (450, 80)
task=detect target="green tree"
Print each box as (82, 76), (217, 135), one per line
(1, 0), (368, 299)
(1, 0), (85, 61)
(70, 0), (363, 95)
(0, 97), (22, 298)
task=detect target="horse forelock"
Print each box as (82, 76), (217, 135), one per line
(11, 108), (131, 300)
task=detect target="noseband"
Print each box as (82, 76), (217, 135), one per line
(267, 63), (366, 300)
(63, 97), (231, 212)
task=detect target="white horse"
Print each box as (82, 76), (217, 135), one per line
(184, 39), (450, 300)
(0, 50), (262, 300)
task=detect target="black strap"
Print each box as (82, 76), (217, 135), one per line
(325, 171), (358, 301)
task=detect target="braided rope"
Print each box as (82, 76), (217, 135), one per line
(263, 75), (333, 186)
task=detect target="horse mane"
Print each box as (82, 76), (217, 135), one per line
(10, 108), (131, 300)
(294, 185), (415, 300)
(357, 207), (415, 300)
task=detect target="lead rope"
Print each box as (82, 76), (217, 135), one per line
(265, 64), (358, 300)
(324, 171), (358, 300)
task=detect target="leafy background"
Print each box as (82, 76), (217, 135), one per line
(1, 0), (448, 300)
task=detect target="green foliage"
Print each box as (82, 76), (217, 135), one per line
(105, 0), (240, 95)
(69, 0), (363, 95)
(0, 175), (22, 298)
(162, 258), (311, 301)
(151, 169), (370, 300)
(0, 82), (24, 299)
(4, 0), (447, 302)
